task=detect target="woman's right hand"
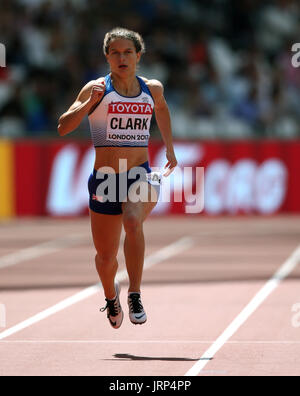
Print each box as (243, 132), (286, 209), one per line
(89, 82), (106, 105)
(58, 79), (105, 136)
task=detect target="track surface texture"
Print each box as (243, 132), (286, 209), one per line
(0, 215), (300, 376)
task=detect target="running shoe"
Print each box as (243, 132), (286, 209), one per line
(128, 292), (147, 325)
(100, 282), (124, 329)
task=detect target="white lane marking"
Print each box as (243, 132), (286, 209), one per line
(185, 244), (300, 376)
(0, 233), (86, 270)
(1, 340), (300, 345)
(0, 236), (193, 341)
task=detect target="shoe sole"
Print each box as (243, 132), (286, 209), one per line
(131, 319), (147, 325)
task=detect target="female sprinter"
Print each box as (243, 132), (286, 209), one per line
(58, 27), (177, 329)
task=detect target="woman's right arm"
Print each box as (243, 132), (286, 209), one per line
(57, 79), (105, 136)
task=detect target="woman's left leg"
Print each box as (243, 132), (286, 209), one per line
(122, 177), (160, 325)
(122, 198), (157, 293)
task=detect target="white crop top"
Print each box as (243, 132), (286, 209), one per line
(88, 74), (154, 147)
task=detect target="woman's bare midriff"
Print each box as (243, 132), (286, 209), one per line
(94, 146), (149, 173)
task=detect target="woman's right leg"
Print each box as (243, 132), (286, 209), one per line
(90, 210), (123, 300)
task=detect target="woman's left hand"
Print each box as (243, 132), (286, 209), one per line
(163, 150), (178, 177)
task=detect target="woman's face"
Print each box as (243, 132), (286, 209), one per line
(106, 38), (141, 75)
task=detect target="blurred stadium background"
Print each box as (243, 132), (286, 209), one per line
(0, 0), (300, 219)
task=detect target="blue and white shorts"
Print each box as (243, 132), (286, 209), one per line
(88, 161), (161, 215)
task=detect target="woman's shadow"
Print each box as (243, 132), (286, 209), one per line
(108, 353), (211, 362)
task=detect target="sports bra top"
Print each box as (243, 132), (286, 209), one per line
(88, 74), (154, 148)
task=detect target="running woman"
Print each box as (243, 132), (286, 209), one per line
(58, 27), (177, 329)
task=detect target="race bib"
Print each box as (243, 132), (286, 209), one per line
(107, 102), (153, 143)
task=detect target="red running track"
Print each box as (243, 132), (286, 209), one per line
(0, 215), (300, 376)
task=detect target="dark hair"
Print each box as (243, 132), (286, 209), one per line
(103, 27), (145, 55)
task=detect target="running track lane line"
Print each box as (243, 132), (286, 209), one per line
(0, 236), (193, 340)
(2, 340), (300, 344)
(0, 233), (86, 270)
(185, 244), (300, 376)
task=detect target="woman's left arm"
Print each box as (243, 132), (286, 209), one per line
(149, 79), (178, 175)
